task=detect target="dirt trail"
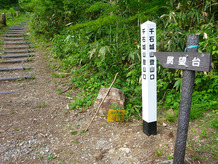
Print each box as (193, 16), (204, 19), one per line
(0, 23), (211, 164)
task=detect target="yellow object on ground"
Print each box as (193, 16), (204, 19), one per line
(107, 109), (125, 121)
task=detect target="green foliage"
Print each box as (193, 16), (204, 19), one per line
(70, 96), (93, 111)
(14, 127), (19, 131)
(189, 130), (218, 160)
(155, 148), (164, 157)
(56, 89), (63, 95)
(156, 0), (218, 121)
(168, 154), (174, 160)
(38, 102), (46, 108)
(27, 0), (217, 120)
(190, 89), (218, 119)
(70, 131), (78, 135)
(0, 9), (29, 29)
(47, 154), (56, 161)
(51, 72), (65, 78)
(166, 115), (176, 122)
(27, 0), (95, 38)
(10, 110), (15, 114)
(200, 128), (209, 138)
(211, 117), (218, 130)
(85, 2), (113, 14)
(37, 155), (43, 159)
(0, 0), (19, 9)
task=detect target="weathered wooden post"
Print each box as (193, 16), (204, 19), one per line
(141, 21), (157, 136)
(154, 35), (212, 163)
(16, 11), (19, 17)
(173, 35), (199, 164)
(0, 13), (7, 26)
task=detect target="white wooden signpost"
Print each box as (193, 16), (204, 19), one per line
(141, 21), (157, 136)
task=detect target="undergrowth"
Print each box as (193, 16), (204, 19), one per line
(23, 0), (218, 123)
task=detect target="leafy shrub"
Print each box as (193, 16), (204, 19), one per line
(28, 0), (217, 120)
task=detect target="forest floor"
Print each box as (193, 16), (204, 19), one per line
(0, 23), (217, 164)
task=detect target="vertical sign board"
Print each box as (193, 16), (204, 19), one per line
(141, 21), (157, 136)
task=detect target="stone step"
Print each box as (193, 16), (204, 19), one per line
(4, 50), (34, 54)
(0, 76), (32, 81)
(8, 28), (24, 30)
(6, 31), (25, 34)
(4, 46), (31, 49)
(0, 67), (31, 71)
(2, 34), (26, 37)
(4, 44), (31, 48)
(0, 54), (34, 58)
(10, 25), (25, 27)
(0, 59), (31, 63)
(0, 90), (26, 94)
(8, 30), (25, 32)
(4, 38), (26, 41)
(4, 42), (30, 45)
(13, 24), (26, 26)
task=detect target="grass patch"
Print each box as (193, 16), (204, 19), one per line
(70, 131), (78, 135)
(47, 154), (56, 161)
(166, 115), (176, 122)
(51, 72), (65, 78)
(56, 89), (63, 95)
(188, 112), (218, 162)
(70, 96), (93, 111)
(211, 117), (218, 130)
(38, 102), (46, 108)
(155, 148), (164, 157)
(14, 127), (19, 131)
(10, 110), (15, 114)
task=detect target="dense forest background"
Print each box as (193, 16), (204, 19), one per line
(0, 0), (19, 9)
(1, 0), (218, 120)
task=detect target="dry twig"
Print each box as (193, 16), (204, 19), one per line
(85, 73), (118, 131)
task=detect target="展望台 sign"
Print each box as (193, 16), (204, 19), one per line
(153, 52), (211, 72)
(141, 21), (157, 136)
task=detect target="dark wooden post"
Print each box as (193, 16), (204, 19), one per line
(173, 35), (199, 164)
(0, 13), (7, 26)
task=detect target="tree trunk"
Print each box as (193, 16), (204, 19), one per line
(0, 13), (7, 26)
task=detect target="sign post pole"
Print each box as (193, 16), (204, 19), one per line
(173, 35), (199, 164)
(153, 34), (211, 163)
(141, 21), (157, 136)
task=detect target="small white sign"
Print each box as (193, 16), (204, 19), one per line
(141, 21), (157, 130)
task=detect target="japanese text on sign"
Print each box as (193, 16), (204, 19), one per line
(166, 56), (201, 67)
(141, 21), (157, 131)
